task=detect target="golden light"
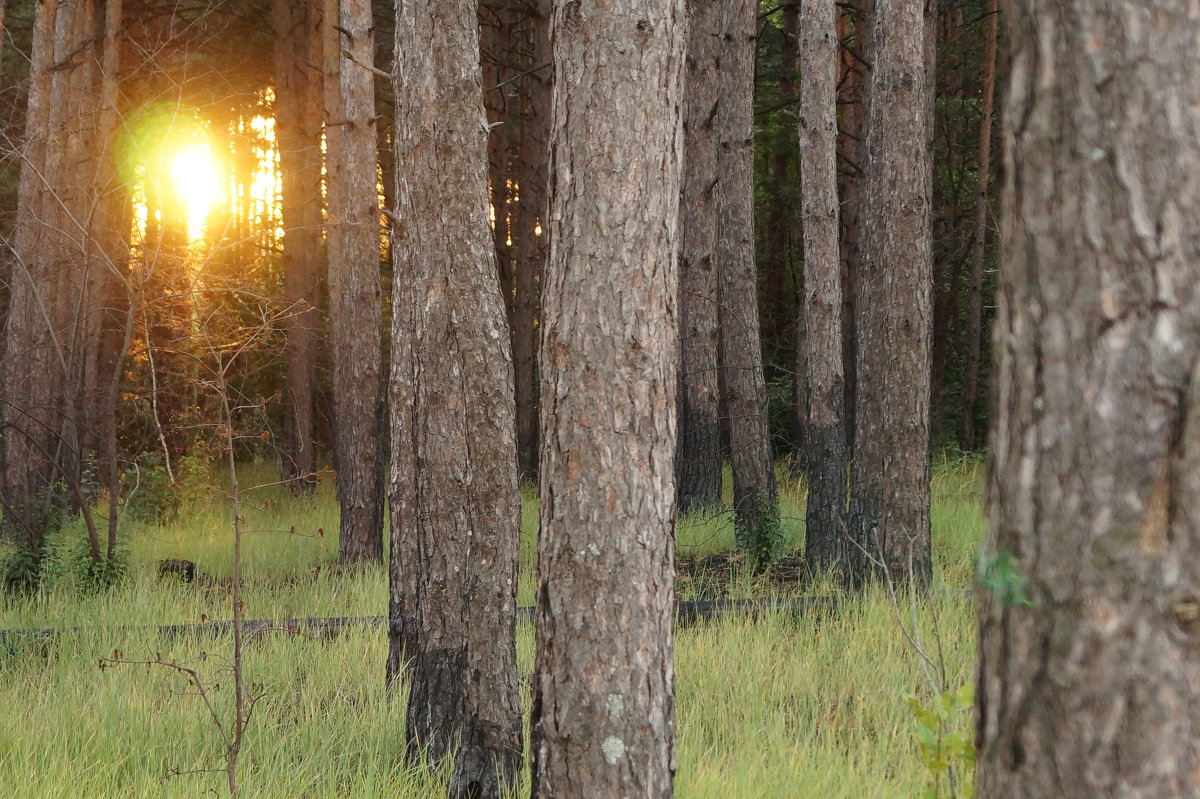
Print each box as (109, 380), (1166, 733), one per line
(170, 141), (222, 240)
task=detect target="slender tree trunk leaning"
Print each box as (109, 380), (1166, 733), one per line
(675, 0), (723, 515)
(847, 0), (932, 587)
(958, 0), (998, 452)
(273, 0), (323, 490)
(511, 0), (550, 482)
(385, 0), (523, 796)
(529, 0), (684, 793)
(799, 0), (847, 576)
(976, 4), (1200, 795)
(718, 0), (780, 563)
(324, 0), (384, 564)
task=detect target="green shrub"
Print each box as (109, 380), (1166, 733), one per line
(908, 683), (976, 799)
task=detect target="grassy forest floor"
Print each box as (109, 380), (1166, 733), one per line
(0, 457), (983, 798)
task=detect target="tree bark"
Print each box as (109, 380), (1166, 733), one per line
(94, 0), (130, 560)
(718, 0), (779, 561)
(836, 0), (869, 453)
(1, 0), (59, 548)
(529, 0), (684, 793)
(481, 0), (513, 322)
(847, 0), (932, 587)
(324, 0), (384, 564)
(958, 0), (998, 453)
(385, 0), (523, 796)
(675, 0), (722, 515)
(976, 3), (1200, 795)
(799, 0), (847, 575)
(274, 0), (324, 491)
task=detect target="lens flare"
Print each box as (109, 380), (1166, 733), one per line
(170, 143), (221, 240)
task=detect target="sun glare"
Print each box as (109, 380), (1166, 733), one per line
(170, 142), (222, 240)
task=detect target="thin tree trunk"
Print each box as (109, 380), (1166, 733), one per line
(835, 0), (868, 453)
(274, 0), (323, 490)
(847, 0), (932, 587)
(2, 0), (59, 549)
(718, 0), (779, 562)
(976, 4), (1200, 795)
(529, 0), (684, 793)
(511, 0), (549, 483)
(95, 0), (129, 559)
(958, 0), (998, 452)
(799, 0), (847, 576)
(675, 0), (723, 515)
(772, 0), (803, 470)
(763, 0), (798, 366)
(324, 0), (384, 564)
(385, 0), (523, 795)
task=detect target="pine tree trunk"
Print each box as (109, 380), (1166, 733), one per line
(529, 0), (684, 793)
(324, 0), (384, 564)
(385, 0), (523, 795)
(675, 0), (723, 515)
(958, 0), (998, 453)
(1, 0), (58, 547)
(976, 4), (1200, 794)
(274, 0), (323, 490)
(763, 0), (798, 367)
(836, 0), (870, 452)
(847, 0), (932, 587)
(718, 0), (779, 559)
(511, 0), (549, 483)
(93, 0), (129, 560)
(799, 0), (847, 575)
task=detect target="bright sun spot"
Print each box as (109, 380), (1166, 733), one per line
(170, 143), (221, 240)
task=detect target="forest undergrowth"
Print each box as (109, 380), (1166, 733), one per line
(0, 456), (983, 798)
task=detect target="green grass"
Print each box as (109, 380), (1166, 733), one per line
(0, 457), (984, 798)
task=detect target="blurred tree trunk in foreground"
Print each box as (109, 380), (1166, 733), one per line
(976, 2), (1200, 795)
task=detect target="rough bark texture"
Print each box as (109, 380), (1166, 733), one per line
(482, 0), (514, 322)
(274, 0), (323, 490)
(385, 0), (523, 795)
(958, 0), (998, 452)
(511, 0), (549, 483)
(799, 0), (847, 575)
(675, 0), (722, 515)
(976, 3), (1200, 796)
(847, 0), (932, 586)
(324, 0), (384, 564)
(529, 0), (684, 793)
(717, 0), (778, 556)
